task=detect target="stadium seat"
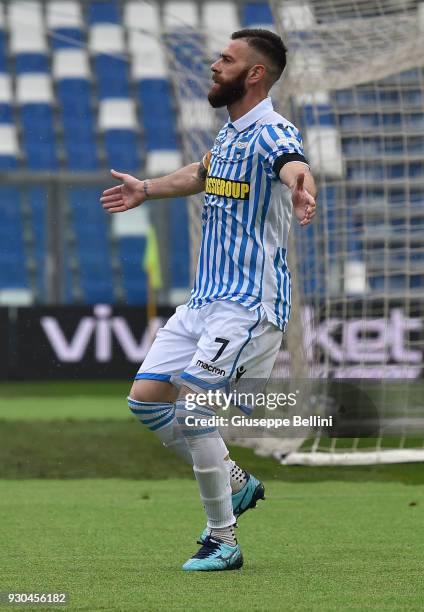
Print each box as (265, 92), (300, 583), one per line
(56, 69), (98, 170)
(89, 24), (125, 53)
(163, 2), (199, 28)
(56, 78), (92, 112)
(118, 236), (148, 305)
(19, 101), (57, 170)
(124, 1), (161, 32)
(47, 2), (83, 50)
(88, 2), (120, 24)
(16, 73), (53, 104)
(8, 1), (47, 54)
(94, 56), (129, 98)
(98, 98), (137, 129)
(53, 49), (90, 79)
(68, 187), (115, 303)
(130, 37), (167, 79)
(0, 124), (19, 169)
(169, 198), (190, 289)
(0, 187), (28, 289)
(0, 72), (13, 117)
(242, 2), (274, 26)
(104, 130), (141, 171)
(0, 30), (5, 72)
(27, 186), (47, 298)
(136, 79), (180, 154)
(202, 2), (240, 57)
(46, 1), (83, 28)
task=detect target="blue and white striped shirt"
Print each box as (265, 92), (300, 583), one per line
(186, 97), (308, 331)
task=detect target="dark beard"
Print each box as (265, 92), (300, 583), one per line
(208, 69), (249, 108)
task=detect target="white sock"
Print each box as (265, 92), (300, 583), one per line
(176, 400), (235, 530)
(128, 397), (193, 465)
(225, 458), (248, 493)
(210, 523), (237, 547)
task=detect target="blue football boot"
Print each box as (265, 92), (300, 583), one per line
(183, 536), (243, 572)
(198, 471), (265, 544)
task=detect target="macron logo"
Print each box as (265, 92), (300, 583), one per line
(196, 360), (226, 377)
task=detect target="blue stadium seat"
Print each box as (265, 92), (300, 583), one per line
(0, 103), (13, 123)
(0, 188), (28, 288)
(104, 130), (140, 171)
(94, 56), (129, 98)
(50, 28), (83, 49)
(88, 2), (120, 24)
(65, 141), (99, 171)
(0, 31), (7, 70)
(68, 187), (115, 303)
(27, 187), (47, 298)
(118, 237), (147, 305)
(57, 79), (92, 114)
(137, 80), (179, 151)
(15, 53), (49, 73)
(169, 199), (190, 289)
(57, 81), (99, 170)
(167, 35), (204, 97)
(242, 2), (274, 25)
(0, 156), (18, 170)
(20, 104), (57, 170)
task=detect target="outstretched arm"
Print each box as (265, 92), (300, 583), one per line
(101, 161), (207, 213)
(279, 162), (317, 227)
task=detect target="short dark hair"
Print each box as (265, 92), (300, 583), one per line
(231, 28), (287, 82)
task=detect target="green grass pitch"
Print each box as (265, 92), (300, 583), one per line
(1, 382), (423, 611)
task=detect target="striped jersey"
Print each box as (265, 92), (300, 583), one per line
(186, 97), (308, 331)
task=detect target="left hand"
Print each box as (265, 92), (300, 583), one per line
(291, 173), (316, 226)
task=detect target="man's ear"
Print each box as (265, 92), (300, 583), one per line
(247, 64), (266, 84)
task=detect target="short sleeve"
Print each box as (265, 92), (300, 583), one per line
(259, 124), (309, 179)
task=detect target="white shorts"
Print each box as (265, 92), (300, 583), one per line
(136, 301), (283, 393)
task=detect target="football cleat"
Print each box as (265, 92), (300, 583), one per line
(198, 472), (265, 544)
(182, 536), (243, 572)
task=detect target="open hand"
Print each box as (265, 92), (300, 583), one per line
(291, 173), (316, 226)
(100, 169), (146, 213)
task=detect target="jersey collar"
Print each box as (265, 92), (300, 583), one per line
(229, 97), (273, 133)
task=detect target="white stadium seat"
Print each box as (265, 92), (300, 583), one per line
(112, 206), (150, 237)
(8, 1), (46, 54)
(89, 24), (125, 54)
(203, 2), (240, 56)
(124, 1), (161, 33)
(0, 74), (13, 103)
(46, 1), (83, 29)
(180, 100), (215, 130)
(98, 99), (137, 130)
(8, 1), (43, 28)
(16, 74), (53, 104)
(0, 124), (19, 156)
(305, 126), (343, 177)
(52, 49), (90, 79)
(9, 28), (47, 54)
(279, 2), (315, 31)
(164, 2), (199, 28)
(131, 38), (167, 79)
(146, 150), (183, 175)
(0, 289), (33, 306)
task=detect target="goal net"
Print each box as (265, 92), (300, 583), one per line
(164, 0), (424, 465)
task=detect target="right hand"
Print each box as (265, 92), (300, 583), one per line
(100, 169), (147, 213)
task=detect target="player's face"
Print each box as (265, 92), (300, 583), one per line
(208, 40), (251, 108)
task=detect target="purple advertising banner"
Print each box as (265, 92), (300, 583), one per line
(0, 303), (422, 380)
